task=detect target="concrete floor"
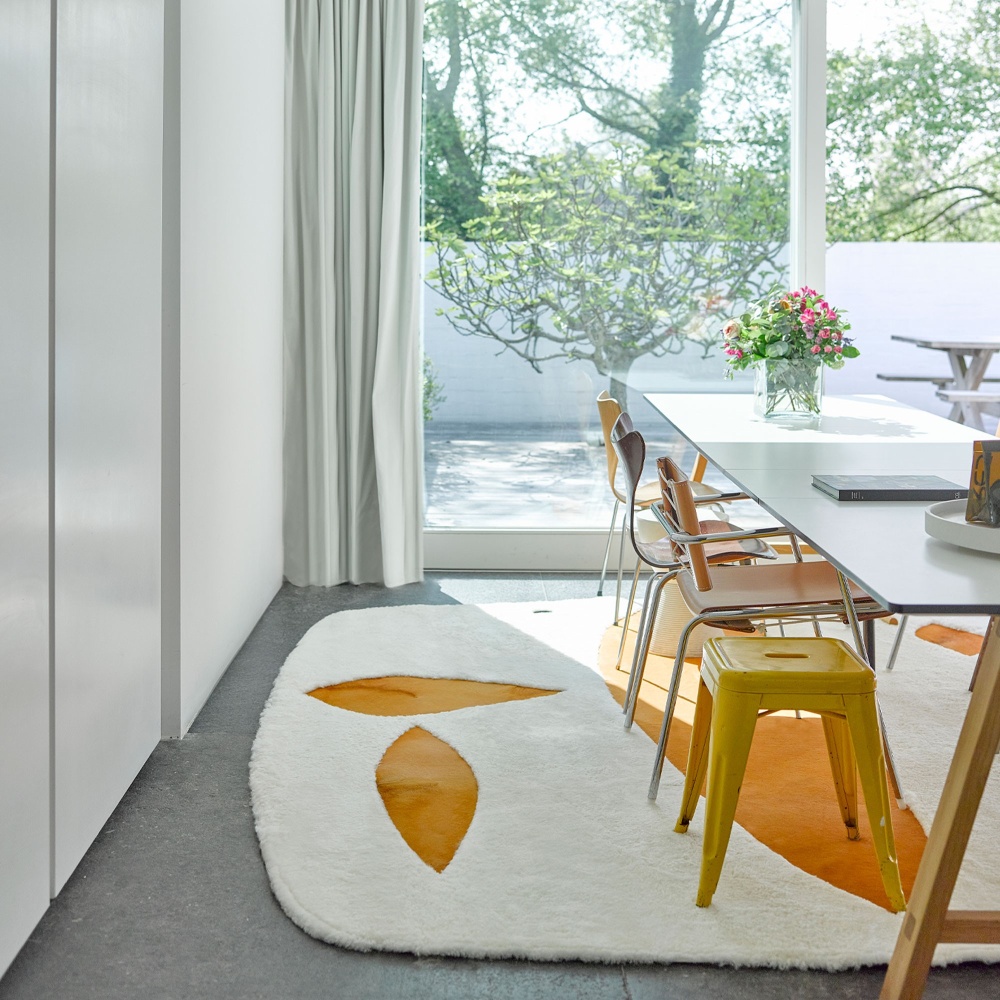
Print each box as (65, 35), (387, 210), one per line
(0, 575), (994, 999)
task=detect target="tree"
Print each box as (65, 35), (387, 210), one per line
(827, 1), (1000, 241)
(427, 146), (783, 406)
(423, 2), (788, 225)
(423, 0), (504, 231)
(422, 1), (791, 404)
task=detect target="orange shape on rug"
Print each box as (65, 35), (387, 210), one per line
(915, 624), (984, 657)
(375, 726), (478, 872)
(307, 675), (560, 716)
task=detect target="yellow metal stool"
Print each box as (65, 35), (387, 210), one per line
(675, 635), (906, 911)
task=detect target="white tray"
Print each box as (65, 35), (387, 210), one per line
(925, 498), (1000, 554)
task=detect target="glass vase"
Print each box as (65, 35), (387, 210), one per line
(753, 358), (824, 426)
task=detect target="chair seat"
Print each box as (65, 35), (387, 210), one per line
(676, 558), (872, 616)
(690, 480), (724, 499)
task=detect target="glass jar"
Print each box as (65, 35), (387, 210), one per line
(753, 358), (824, 426)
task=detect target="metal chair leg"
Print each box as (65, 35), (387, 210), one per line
(623, 571), (675, 728)
(614, 508), (628, 625)
(648, 614), (704, 799)
(836, 571), (905, 806)
(622, 571), (660, 713)
(615, 562), (643, 669)
(885, 614), (909, 671)
(597, 498), (620, 598)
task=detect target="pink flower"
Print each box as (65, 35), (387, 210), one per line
(811, 345), (822, 354)
(722, 319), (741, 337)
(825, 308), (837, 321)
(735, 349), (744, 359)
(833, 345), (843, 354)
(819, 330), (830, 339)
(816, 300), (828, 311)
(824, 345), (833, 353)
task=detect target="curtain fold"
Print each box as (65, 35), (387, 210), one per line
(284, 0), (425, 587)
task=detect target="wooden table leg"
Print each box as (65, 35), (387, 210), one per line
(881, 617), (1000, 999)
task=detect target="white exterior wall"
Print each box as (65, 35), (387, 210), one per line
(423, 243), (1000, 425)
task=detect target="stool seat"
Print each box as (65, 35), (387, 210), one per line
(703, 637), (877, 695)
(675, 635), (906, 911)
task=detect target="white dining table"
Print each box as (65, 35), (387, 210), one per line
(644, 391), (1000, 999)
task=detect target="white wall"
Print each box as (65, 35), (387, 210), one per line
(161, 0), (284, 736)
(826, 241), (1000, 418)
(53, 0), (165, 893)
(0, 0), (53, 971)
(423, 243), (1000, 426)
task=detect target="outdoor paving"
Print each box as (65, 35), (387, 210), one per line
(424, 419), (773, 530)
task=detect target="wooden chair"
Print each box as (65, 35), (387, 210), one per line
(595, 391), (726, 626)
(612, 414), (778, 683)
(609, 415), (897, 802)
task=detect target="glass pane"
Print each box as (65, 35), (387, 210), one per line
(423, 1), (792, 528)
(826, 0), (1000, 422)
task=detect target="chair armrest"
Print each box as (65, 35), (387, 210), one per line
(691, 490), (750, 505)
(651, 501), (797, 545)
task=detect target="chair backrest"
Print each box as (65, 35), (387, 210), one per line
(596, 391), (626, 502)
(609, 411), (644, 558)
(657, 456), (713, 591)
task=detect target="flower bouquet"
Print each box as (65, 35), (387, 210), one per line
(721, 287), (859, 422)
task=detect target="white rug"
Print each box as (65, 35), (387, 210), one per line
(249, 599), (1000, 969)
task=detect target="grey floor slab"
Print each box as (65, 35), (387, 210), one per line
(1, 575), (995, 1000)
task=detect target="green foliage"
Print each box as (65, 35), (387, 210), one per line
(827, 4), (1000, 241)
(427, 146), (784, 380)
(422, 356), (447, 422)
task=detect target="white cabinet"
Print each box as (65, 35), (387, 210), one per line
(0, 0), (54, 974)
(52, 0), (164, 892)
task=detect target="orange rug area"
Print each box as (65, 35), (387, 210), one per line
(375, 726), (479, 873)
(599, 624), (928, 911)
(915, 623), (984, 657)
(308, 676), (560, 872)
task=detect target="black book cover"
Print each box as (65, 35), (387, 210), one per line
(812, 474), (969, 502)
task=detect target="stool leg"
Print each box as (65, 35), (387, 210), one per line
(675, 678), (713, 833)
(821, 714), (859, 841)
(696, 689), (760, 908)
(844, 692), (907, 912)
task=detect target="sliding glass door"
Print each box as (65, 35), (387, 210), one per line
(421, 1), (791, 555)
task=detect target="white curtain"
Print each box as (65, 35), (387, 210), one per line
(283, 0), (425, 587)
